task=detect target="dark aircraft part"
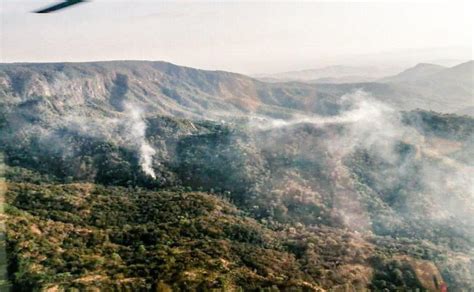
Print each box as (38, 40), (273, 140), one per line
(34, 0), (86, 13)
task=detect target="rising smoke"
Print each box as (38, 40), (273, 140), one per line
(63, 103), (157, 179)
(239, 90), (473, 234)
(124, 103), (157, 179)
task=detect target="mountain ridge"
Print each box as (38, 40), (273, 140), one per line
(1, 60), (473, 118)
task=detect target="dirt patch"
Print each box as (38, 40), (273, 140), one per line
(73, 274), (107, 283)
(396, 255), (444, 291)
(30, 224), (42, 236)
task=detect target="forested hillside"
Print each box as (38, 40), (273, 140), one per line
(0, 61), (473, 290)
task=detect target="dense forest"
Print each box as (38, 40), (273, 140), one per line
(2, 179), (462, 291)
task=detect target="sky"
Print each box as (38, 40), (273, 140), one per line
(0, 0), (472, 74)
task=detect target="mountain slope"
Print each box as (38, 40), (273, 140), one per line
(434, 60), (474, 82)
(0, 61), (264, 118)
(1, 61), (473, 290)
(380, 63), (446, 83)
(378, 61), (474, 113)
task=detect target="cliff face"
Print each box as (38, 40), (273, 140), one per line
(0, 61), (341, 120)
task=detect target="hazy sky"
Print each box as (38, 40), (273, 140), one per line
(1, 0), (472, 74)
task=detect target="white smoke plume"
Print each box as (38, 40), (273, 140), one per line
(240, 90), (473, 233)
(247, 90), (393, 131)
(62, 103), (157, 179)
(124, 103), (157, 179)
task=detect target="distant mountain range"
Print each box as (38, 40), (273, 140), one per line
(255, 65), (404, 83)
(261, 61), (473, 114)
